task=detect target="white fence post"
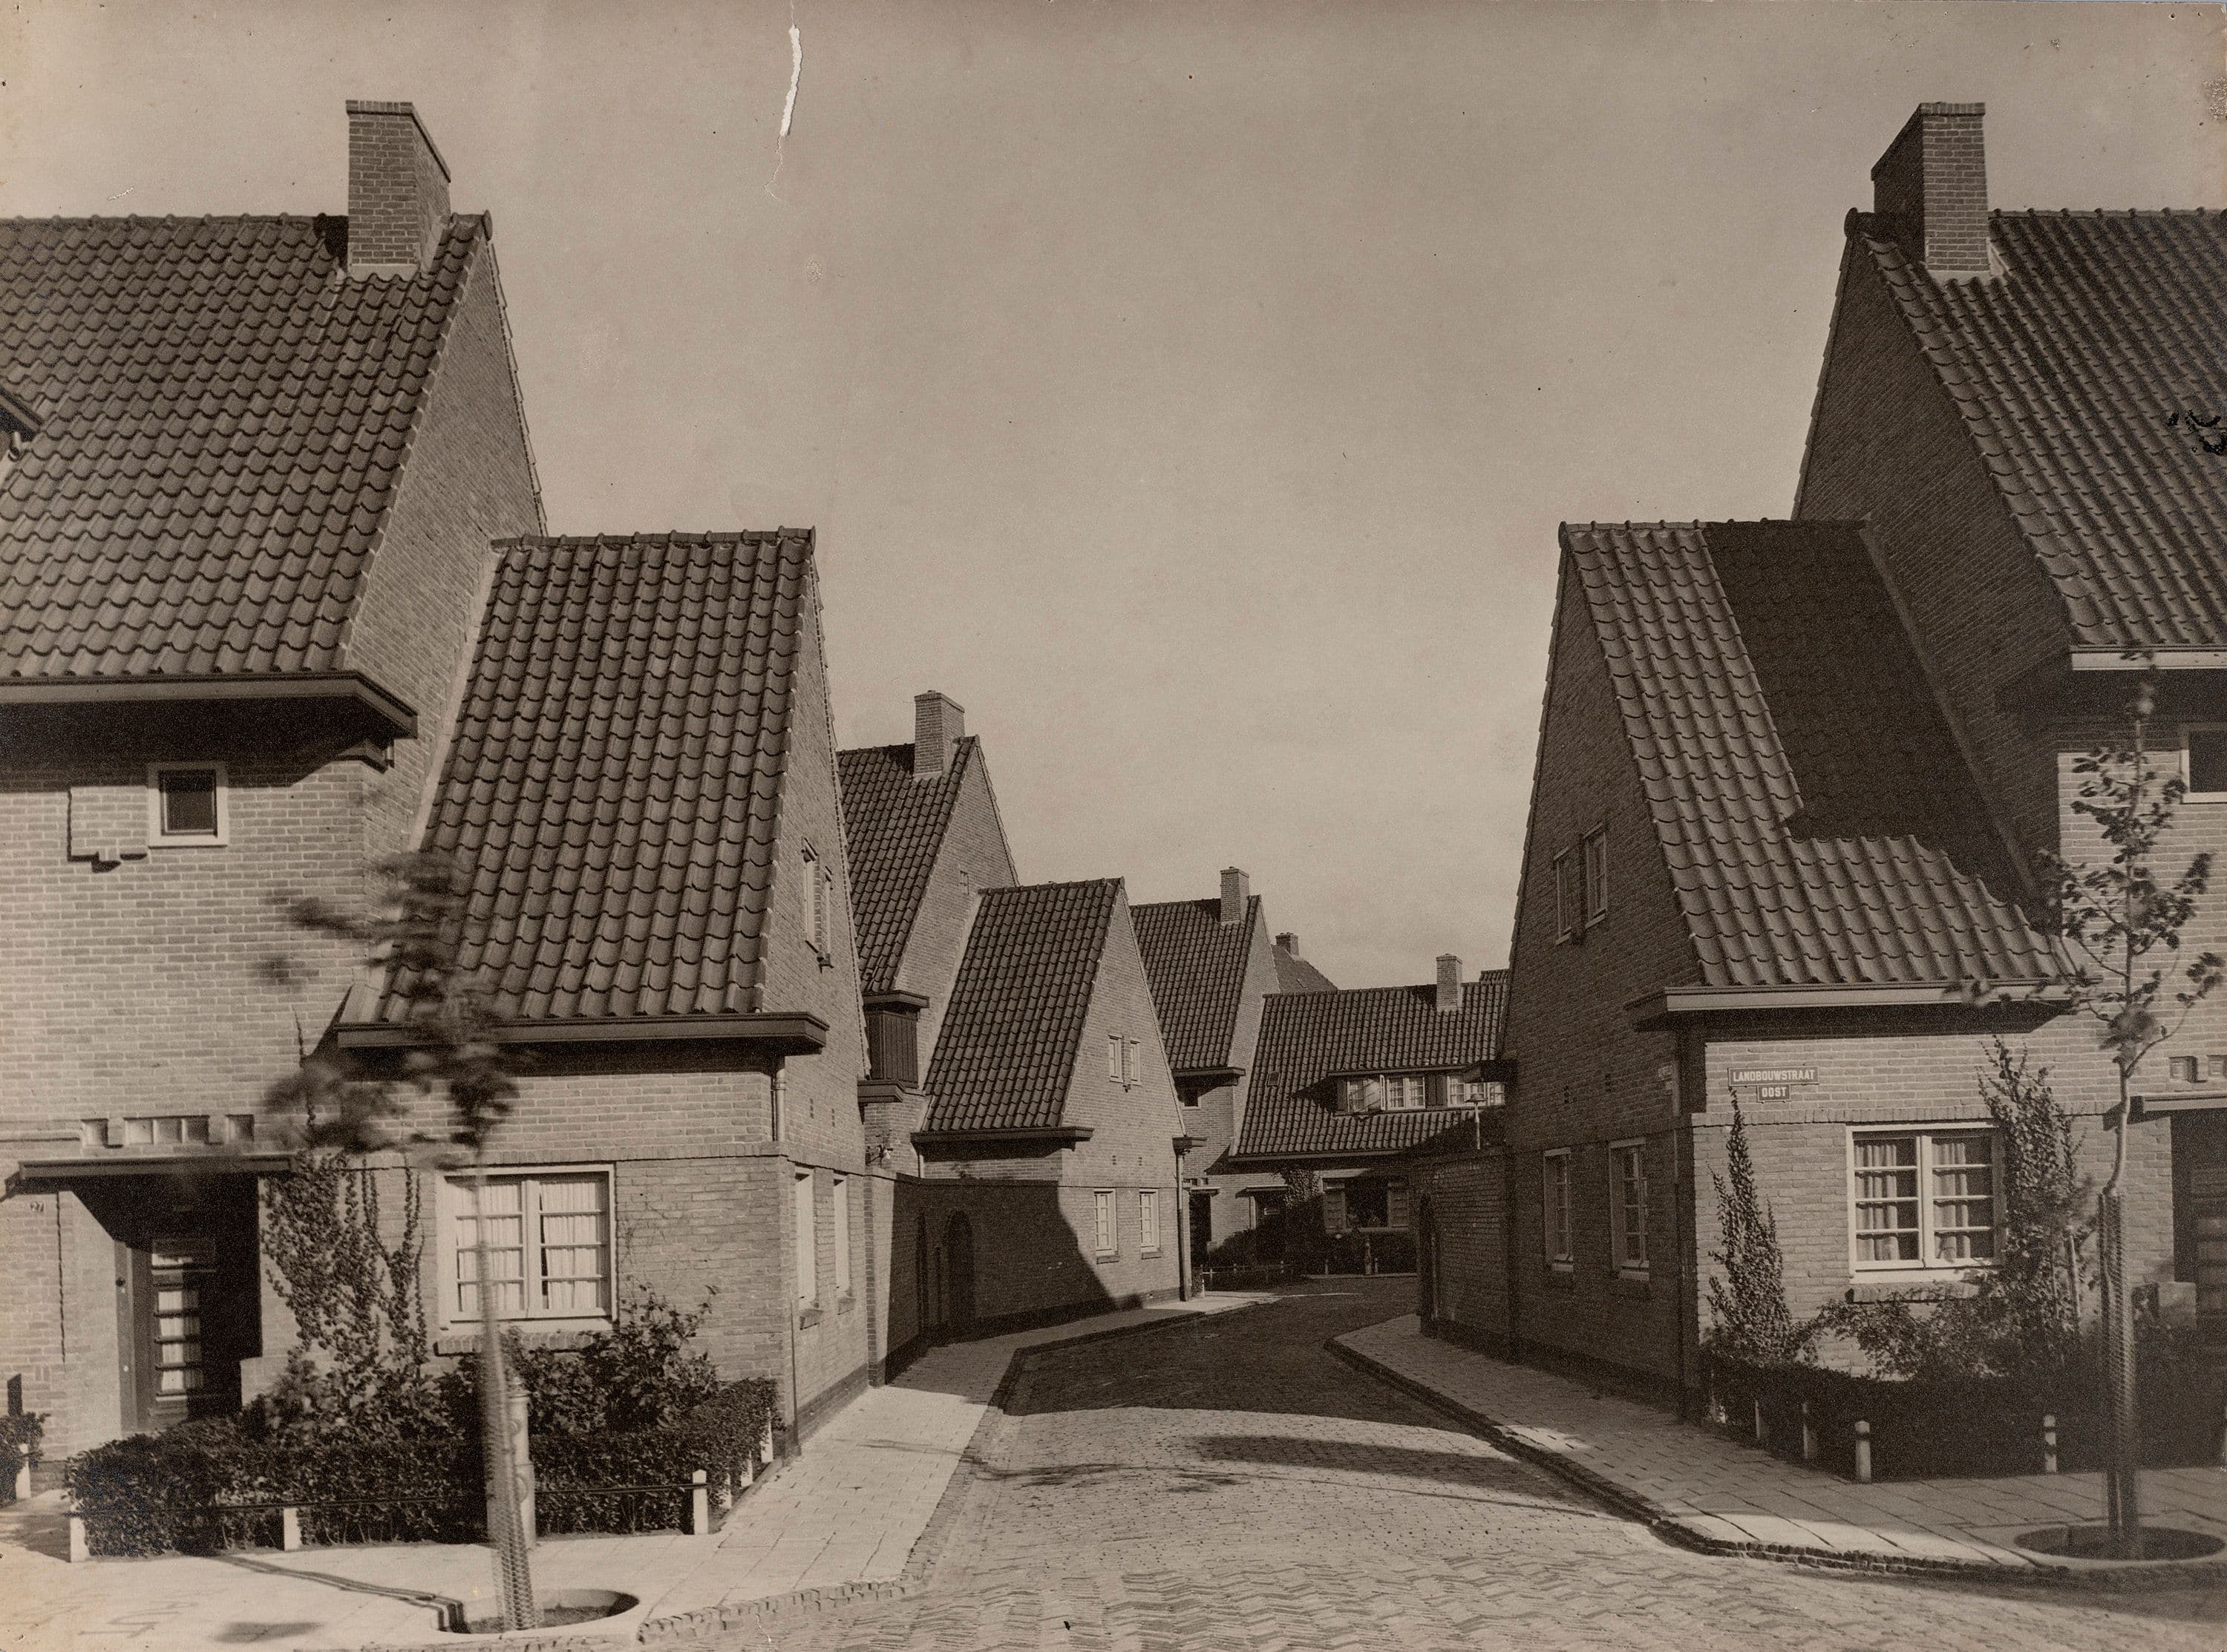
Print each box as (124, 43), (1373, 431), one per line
(1853, 1419), (1872, 1485)
(281, 1507), (303, 1552)
(1799, 1401), (1817, 1464)
(2041, 1413), (2058, 1475)
(13, 1442), (28, 1501)
(687, 1469), (711, 1537)
(68, 1512), (88, 1564)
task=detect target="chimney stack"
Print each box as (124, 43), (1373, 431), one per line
(1220, 868), (1249, 926)
(912, 692), (965, 779)
(1275, 931), (1300, 958)
(1434, 954), (1462, 1015)
(1870, 102), (1989, 278)
(347, 100), (452, 278)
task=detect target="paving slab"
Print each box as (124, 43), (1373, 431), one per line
(1332, 1312), (2227, 1587)
(0, 1294), (1269, 1652)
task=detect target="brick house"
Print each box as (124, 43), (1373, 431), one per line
(836, 691), (1020, 1368)
(1426, 103), (2227, 1405)
(909, 879), (1187, 1334)
(1229, 963), (1509, 1268)
(1131, 868), (1328, 1272)
(0, 102), (543, 1456)
(334, 528), (877, 1443)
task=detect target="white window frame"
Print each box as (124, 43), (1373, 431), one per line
(831, 1174), (852, 1299)
(794, 1169), (820, 1309)
(1543, 1149), (1574, 1269)
(1583, 827), (1609, 925)
(1108, 1035), (1122, 1082)
(1122, 1037), (1140, 1089)
(1093, 1189), (1117, 1259)
(2183, 724), (2227, 802)
(1139, 1188), (1160, 1256)
(1847, 1127), (2001, 1276)
(147, 763), (229, 847)
(439, 1166), (615, 1329)
(1609, 1140), (1648, 1276)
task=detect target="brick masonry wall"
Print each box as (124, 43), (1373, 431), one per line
(347, 106), (451, 272)
(758, 578), (874, 1421)
(1493, 555), (1693, 1382)
(896, 748), (1018, 1071)
(1194, 906), (1291, 1236)
(1795, 237), (2067, 856)
(1416, 1152), (1511, 1340)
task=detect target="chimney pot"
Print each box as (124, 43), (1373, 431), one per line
(1869, 102), (1989, 278)
(1275, 931), (1300, 958)
(1435, 954), (1462, 1014)
(347, 99), (452, 278)
(1220, 868), (1249, 926)
(913, 692), (965, 779)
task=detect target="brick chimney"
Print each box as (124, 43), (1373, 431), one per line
(347, 100), (452, 278)
(1220, 868), (1249, 926)
(912, 692), (965, 779)
(1870, 102), (1989, 278)
(1275, 931), (1301, 957)
(1435, 954), (1462, 1015)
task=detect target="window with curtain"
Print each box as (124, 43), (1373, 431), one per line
(448, 1172), (610, 1322)
(1851, 1131), (1998, 1268)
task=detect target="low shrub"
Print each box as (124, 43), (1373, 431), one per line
(66, 1419), (482, 1556)
(0, 1412), (43, 1503)
(534, 1377), (780, 1535)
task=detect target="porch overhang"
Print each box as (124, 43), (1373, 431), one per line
(2129, 1090), (2227, 1122)
(0, 670), (417, 739)
(14, 1153), (294, 1184)
(1623, 979), (2064, 1029)
(335, 1011), (828, 1055)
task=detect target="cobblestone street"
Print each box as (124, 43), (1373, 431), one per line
(707, 1281), (2227, 1651)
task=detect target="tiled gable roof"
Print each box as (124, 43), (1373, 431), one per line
(1854, 209), (2227, 649)
(376, 531), (813, 1023)
(923, 879), (1120, 1133)
(1273, 946), (1337, 994)
(1563, 520), (2054, 991)
(1234, 976), (1508, 1161)
(0, 214), (486, 680)
(836, 737), (979, 994)
(1130, 895), (1258, 1072)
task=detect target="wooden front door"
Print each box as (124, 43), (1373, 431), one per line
(90, 1174), (260, 1432)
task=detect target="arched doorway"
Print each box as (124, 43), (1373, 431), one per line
(944, 1211), (976, 1334)
(1415, 1195), (1441, 1323)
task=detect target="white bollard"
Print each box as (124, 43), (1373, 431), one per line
(687, 1469), (711, 1537)
(1853, 1419), (1873, 1485)
(13, 1442), (29, 1501)
(2041, 1413), (2058, 1475)
(281, 1507), (303, 1552)
(68, 1513), (89, 1564)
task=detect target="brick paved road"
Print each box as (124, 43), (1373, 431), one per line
(696, 1281), (2227, 1651)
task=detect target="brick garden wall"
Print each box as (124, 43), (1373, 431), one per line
(1416, 1151), (1511, 1343)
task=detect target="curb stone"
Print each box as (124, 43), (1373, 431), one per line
(361, 1297), (1275, 1651)
(1327, 1327), (2227, 1594)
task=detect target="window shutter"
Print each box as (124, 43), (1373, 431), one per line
(1109, 1035), (1122, 1081)
(1124, 1038), (1139, 1087)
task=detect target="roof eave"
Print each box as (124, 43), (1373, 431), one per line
(0, 670), (417, 738)
(1623, 979), (2067, 1029)
(336, 1011), (828, 1054)
(912, 1125), (1094, 1148)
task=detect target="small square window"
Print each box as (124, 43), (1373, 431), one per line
(2171, 1055), (2201, 1084)
(2188, 728), (2227, 797)
(149, 764), (226, 845)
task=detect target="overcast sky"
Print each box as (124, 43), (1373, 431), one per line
(4, 1), (2220, 986)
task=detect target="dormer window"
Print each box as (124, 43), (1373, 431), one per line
(148, 764), (227, 846)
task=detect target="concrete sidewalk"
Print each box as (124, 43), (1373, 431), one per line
(0, 1293), (1269, 1652)
(1334, 1314), (2227, 1586)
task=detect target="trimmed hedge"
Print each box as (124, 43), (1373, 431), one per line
(65, 1378), (780, 1556)
(1703, 1351), (2227, 1481)
(536, 1378), (780, 1535)
(1, 1412), (45, 1504)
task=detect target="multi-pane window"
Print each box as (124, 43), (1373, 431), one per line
(1543, 1150), (1573, 1265)
(450, 1172), (611, 1322)
(1139, 1189), (1160, 1256)
(1554, 850), (1580, 940)
(804, 848), (834, 959)
(1583, 829), (1609, 924)
(794, 1170), (819, 1307)
(149, 764), (225, 845)
(1093, 1190), (1116, 1258)
(1341, 1073), (1430, 1112)
(1609, 1142), (1647, 1274)
(151, 1238), (212, 1398)
(1851, 1131), (1998, 1269)
(2185, 727), (2227, 796)
(832, 1175), (852, 1297)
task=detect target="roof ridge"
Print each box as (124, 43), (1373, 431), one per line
(491, 528), (813, 551)
(988, 876), (1125, 897)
